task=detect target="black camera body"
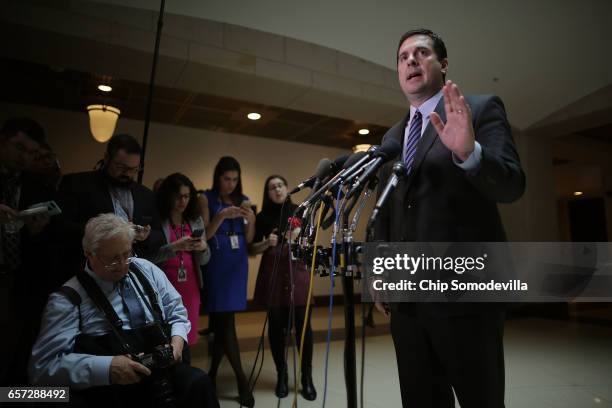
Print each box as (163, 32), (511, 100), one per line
(135, 343), (174, 370)
(133, 344), (176, 408)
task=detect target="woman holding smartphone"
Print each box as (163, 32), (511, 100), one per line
(153, 173), (210, 346)
(249, 175), (316, 401)
(200, 156), (255, 407)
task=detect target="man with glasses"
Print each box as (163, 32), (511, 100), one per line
(58, 134), (163, 276)
(30, 213), (218, 407)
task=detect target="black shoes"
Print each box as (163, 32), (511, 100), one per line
(238, 380), (255, 407)
(301, 373), (317, 401)
(275, 370), (289, 398)
(275, 368), (316, 401)
(238, 394), (255, 408)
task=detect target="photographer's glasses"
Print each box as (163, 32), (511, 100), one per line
(97, 250), (137, 271)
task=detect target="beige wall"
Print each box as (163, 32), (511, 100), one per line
(501, 132), (560, 241)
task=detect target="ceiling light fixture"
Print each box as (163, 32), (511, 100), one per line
(573, 191), (583, 196)
(358, 128), (370, 135)
(98, 84), (112, 92)
(247, 112), (261, 121)
(87, 104), (121, 143)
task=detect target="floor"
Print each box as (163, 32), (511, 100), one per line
(190, 305), (612, 408)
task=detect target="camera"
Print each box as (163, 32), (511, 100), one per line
(133, 344), (176, 408)
(136, 344), (174, 370)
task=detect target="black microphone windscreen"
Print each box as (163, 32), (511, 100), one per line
(332, 154), (350, 168)
(374, 138), (402, 159)
(342, 151), (368, 169)
(314, 158), (333, 178)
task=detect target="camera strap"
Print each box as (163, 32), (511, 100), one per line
(76, 269), (136, 355)
(128, 263), (165, 323)
(127, 263), (171, 344)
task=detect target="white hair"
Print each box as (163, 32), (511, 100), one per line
(82, 213), (135, 254)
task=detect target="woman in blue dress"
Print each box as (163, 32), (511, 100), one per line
(200, 156), (255, 407)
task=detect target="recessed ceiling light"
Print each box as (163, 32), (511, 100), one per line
(358, 128), (370, 135)
(573, 191), (583, 196)
(247, 112), (261, 120)
(98, 84), (112, 92)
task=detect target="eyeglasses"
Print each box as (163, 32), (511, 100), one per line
(96, 251), (136, 271)
(10, 140), (38, 157)
(111, 161), (141, 174)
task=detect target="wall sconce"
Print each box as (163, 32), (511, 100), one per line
(87, 104), (120, 143)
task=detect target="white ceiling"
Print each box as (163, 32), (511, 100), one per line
(89, 0), (612, 131)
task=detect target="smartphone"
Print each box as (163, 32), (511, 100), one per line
(240, 201), (253, 225)
(191, 228), (204, 239)
(18, 201), (62, 218)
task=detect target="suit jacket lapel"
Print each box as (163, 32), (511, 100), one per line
(401, 98), (446, 194)
(131, 185), (142, 223)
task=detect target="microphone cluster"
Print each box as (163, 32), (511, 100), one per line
(288, 138), (407, 277)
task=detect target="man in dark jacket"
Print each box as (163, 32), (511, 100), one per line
(0, 117), (58, 385)
(58, 134), (163, 277)
(374, 29), (525, 408)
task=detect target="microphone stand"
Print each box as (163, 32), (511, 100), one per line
(295, 173), (377, 408)
(337, 178), (376, 408)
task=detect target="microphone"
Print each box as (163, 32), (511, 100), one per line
(346, 139), (401, 199)
(298, 150), (374, 210)
(307, 153), (351, 198)
(369, 161), (408, 224)
(330, 153), (350, 174)
(289, 158), (333, 194)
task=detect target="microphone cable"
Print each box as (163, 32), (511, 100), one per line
(290, 200), (324, 408)
(360, 290), (367, 408)
(322, 187), (344, 408)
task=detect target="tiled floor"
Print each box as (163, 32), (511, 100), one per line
(190, 306), (612, 408)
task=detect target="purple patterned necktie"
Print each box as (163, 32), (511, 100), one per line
(403, 110), (422, 171)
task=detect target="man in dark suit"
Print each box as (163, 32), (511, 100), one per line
(58, 134), (163, 275)
(374, 29), (525, 407)
(0, 117), (59, 385)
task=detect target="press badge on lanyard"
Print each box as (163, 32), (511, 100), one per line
(176, 222), (188, 282)
(229, 233), (240, 250)
(177, 264), (187, 282)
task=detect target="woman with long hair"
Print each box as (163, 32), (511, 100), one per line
(249, 175), (316, 401)
(153, 172), (210, 346)
(200, 156), (255, 407)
